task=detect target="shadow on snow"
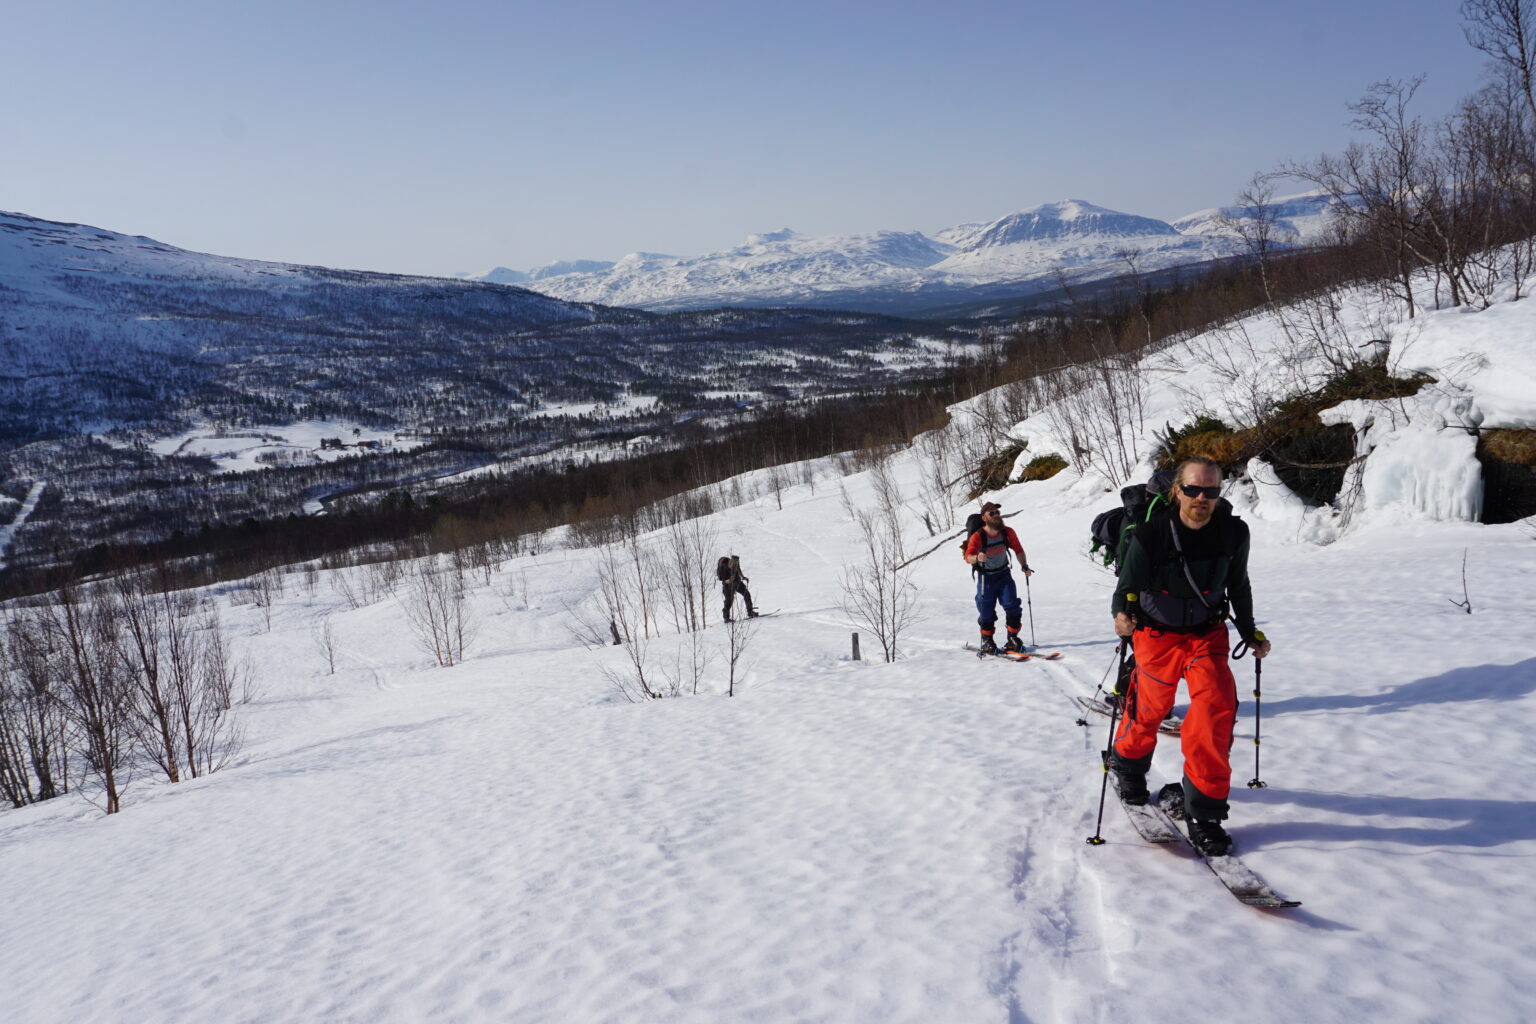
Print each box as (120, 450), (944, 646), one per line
(1237, 787), (1536, 850)
(1260, 657), (1536, 718)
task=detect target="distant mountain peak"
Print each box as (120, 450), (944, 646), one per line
(1171, 190), (1354, 245)
(527, 259), (617, 281)
(1032, 199), (1105, 218)
(744, 229), (799, 246)
(463, 266), (530, 285)
(614, 251), (675, 267)
(951, 201), (1178, 251)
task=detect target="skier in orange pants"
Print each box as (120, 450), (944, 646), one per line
(1114, 625), (1237, 816)
(1107, 457), (1270, 856)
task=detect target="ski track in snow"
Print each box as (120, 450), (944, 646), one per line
(0, 479), (46, 571)
(750, 518), (838, 572)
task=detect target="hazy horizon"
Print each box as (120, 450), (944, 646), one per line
(1, 0), (1488, 278)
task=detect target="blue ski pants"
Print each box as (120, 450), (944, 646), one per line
(975, 570), (1022, 631)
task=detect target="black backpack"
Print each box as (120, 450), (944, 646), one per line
(958, 513), (986, 558)
(1090, 470), (1175, 573)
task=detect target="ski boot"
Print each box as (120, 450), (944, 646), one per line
(1187, 819), (1233, 857)
(1107, 751), (1150, 805)
(1110, 768), (1149, 806)
(978, 634), (998, 656)
(1003, 634), (1025, 654)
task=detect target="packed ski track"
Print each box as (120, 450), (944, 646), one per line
(0, 479), (46, 571)
(4, 275), (1536, 1021)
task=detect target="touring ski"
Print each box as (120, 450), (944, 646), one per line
(724, 609), (777, 624)
(1076, 695), (1182, 736)
(1112, 787), (1183, 844)
(962, 642), (1030, 662)
(1152, 785), (1301, 908)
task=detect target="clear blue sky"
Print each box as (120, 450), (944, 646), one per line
(0, 0), (1489, 277)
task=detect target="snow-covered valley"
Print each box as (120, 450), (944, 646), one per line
(0, 208), (980, 565)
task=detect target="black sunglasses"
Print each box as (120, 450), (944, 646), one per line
(1178, 484), (1221, 499)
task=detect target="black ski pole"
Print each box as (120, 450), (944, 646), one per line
(1247, 656), (1267, 789)
(1024, 569), (1037, 648)
(1087, 639), (1129, 846)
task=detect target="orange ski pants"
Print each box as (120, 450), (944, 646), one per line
(1113, 623), (1237, 802)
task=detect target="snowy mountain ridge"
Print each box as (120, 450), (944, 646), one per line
(0, 207), (612, 443)
(479, 198), (1275, 313)
(941, 199), (1179, 250)
(457, 259), (625, 285)
(0, 207), (595, 365)
(1171, 190), (1354, 245)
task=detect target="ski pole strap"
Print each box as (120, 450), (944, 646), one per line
(1231, 629), (1266, 660)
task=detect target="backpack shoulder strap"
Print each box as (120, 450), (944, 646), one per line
(1130, 506), (1171, 561)
(1168, 518), (1217, 612)
(1219, 511), (1247, 556)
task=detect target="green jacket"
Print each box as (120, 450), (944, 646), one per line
(1111, 505), (1257, 639)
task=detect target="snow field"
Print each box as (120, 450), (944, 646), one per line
(3, 454), (1532, 1023)
(4, 269), (1536, 1022)
(0, 481), (47, 570)
(131, 420), (422, 475)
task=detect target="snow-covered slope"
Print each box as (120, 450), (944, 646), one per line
(1171, 190), (1352, 245)
(0, 209), (595, 374)
(1, 209), (972, 452)
(461, 265), (531, 284)
(939, 199), (1176, 250)
(528, 258), (618, 281)
(490, 200), (1251, 314)
(930, 199), (1243, 282)
(452, 260), (619, 285)
(3, 256), (1534, 1022)
(510, 228), (959, 311)
(0, 209), (619, 444)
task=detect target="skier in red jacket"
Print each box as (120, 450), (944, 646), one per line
(962, 502), (1033, 654)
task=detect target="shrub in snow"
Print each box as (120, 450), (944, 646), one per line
(1019, 453), (1068, 481)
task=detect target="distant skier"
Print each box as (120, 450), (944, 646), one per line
(1107, 456), (1271, 857)
(717, 554), (758, 622)
(962, 502), (1033, 654)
